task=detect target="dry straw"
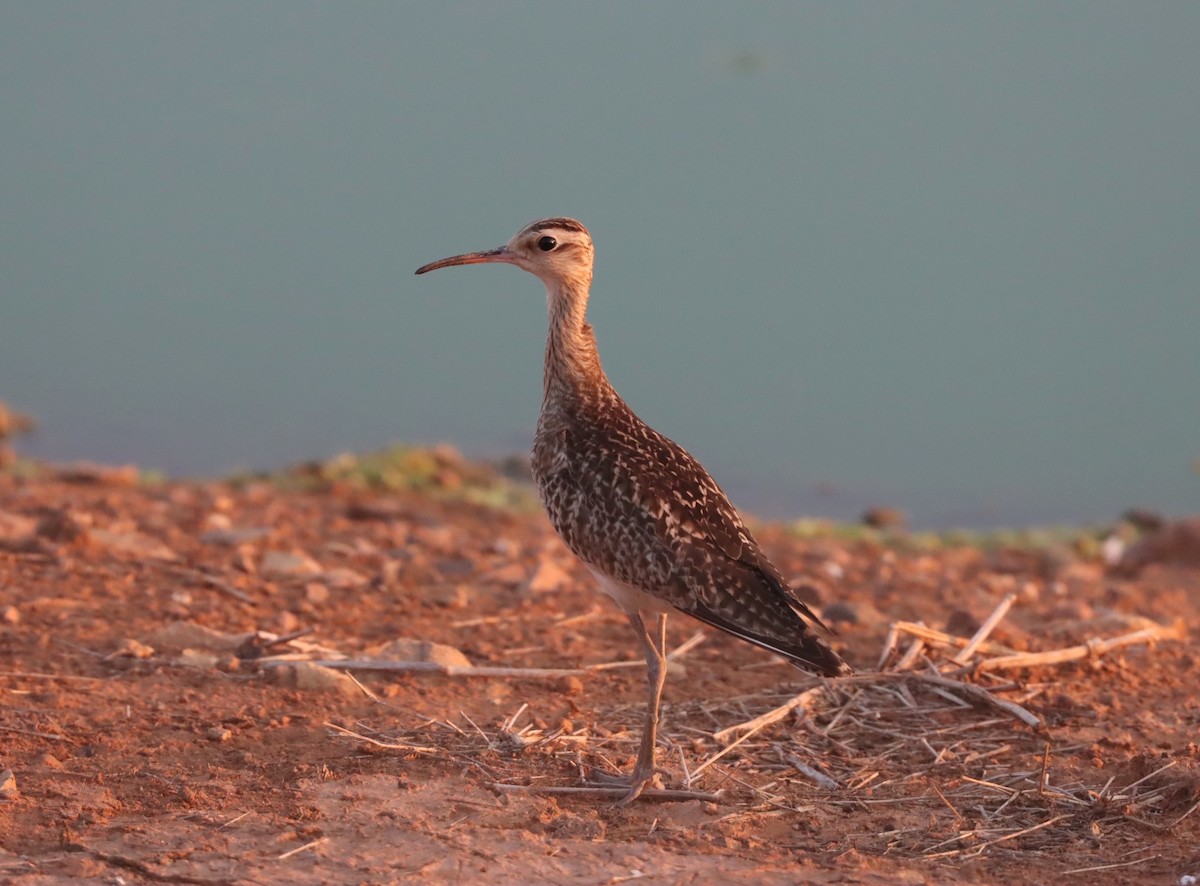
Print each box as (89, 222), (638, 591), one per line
(321, 592), (1192, 861)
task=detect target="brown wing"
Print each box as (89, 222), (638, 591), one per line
(549, 400), (848, 677)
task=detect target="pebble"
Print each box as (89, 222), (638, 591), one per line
(2, 605), (18, 625)
(435, 556), (476, 577)
(203, 512), (232, 531)
(35, 507), (90, 542)
(207, 726), (233, 742)
(528, 558), (572, 593)
(147, 621), (244, 652)
(178, 649), (221, 669)
(233, 549), (258, 575)
(55, 462), (140, 486)
(789, 582), (823, 606)
(414, 524), (461, 555)
(0, 770), (18, 801)
(322, 567), (368, 589)
(370, 638), (472, 669)
(0, 510), (37, 546)
(483, 563), (527, 587)
(945, 609), (980, 638)
(822, 602), (858, 625)
(304, 582), (330, 604)
(260, 550), (323, 577)
(87, 529), (178, 562)
(861, 506), (906, 530)
(277, 662), (361, 698)
(109, 638), (156, 659)
(276, 611), (302, 633)
(200, 526), (271, 546)
(345, 498), (408, 521)
(431, 584), (472, 609)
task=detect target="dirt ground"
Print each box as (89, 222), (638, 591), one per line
(1, 458), (1198, 885)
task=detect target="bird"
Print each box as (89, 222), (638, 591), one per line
(416, 217), (850, 803)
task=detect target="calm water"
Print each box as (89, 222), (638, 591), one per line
(2, 3), (1198, 528)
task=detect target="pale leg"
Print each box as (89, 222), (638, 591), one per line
(616, 609), (668, 805)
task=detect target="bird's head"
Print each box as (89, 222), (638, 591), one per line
(416, 217), (595, 292)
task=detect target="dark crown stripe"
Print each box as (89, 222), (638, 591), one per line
(525, 217), (589, 235)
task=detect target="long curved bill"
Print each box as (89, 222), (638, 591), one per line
(415, 246), (512, 275)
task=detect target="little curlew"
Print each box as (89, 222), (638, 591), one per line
(416, 218), (850, 803)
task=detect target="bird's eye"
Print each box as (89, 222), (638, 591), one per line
(537, 236), (557, 252)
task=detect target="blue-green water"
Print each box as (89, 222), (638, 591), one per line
(2, 3), (1198, 528)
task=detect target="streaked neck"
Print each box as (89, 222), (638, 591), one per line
(542, 278), (607, 403)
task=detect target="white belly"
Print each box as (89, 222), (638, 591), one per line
(586, 567), (672, 616)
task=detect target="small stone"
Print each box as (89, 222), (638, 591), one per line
(56, 462), (140, 486)
(275, 611), (302, 633)
(945, 609), (979, 638)
(1101, 534), (1126, 566)
(304, 582), (330, 604)
(200, 526), (271, 546)
(88, 529), (178, 562)
(1122, 508), (1165, 532)
(414, 524), (461, 554)
(178, 649), (221, 669)
(559, 676), (584, 695)
(528, 559), (572, 593)
(821, 602), (858, 625)
(36, 508), (90, 542)
(2, 605), (18, 625)
(790, 582), (824, 606)
(435, 556), (475, 577)
(862, 506), (906, 530)
(147, 621), (246, 652)
(482, 563), (527, 587)
(431, 584), (472, 609)
(207, 726), (233, 742)
(0, 770), (18, 801)
(1047, 601), (1095, 621)
(203, 512), (232, 531)
(109, 638), (156, 660)
(233, 549), (258, 575)
(345, 498), (409, 521)
(821, 560), (844, 580)
(374, 559), (400, 586)
(278, 662), (360, 698)
(370, 638), (472, 669)
(322, 567), (368, 589)
(260, 550), (323, 577)
(0, 511), (37, 546)
(36, 753), (63, 769)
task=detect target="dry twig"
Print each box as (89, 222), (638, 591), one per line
(973, 621), (1185, 673)
(712, 686), (823, 744)
(489, 783), (723, 803)
(952, 593), (1017, 665)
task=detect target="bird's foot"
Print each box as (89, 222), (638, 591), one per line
(582, 766), (663, 806)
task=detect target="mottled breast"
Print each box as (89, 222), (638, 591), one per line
(531, 392), (738, 599)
